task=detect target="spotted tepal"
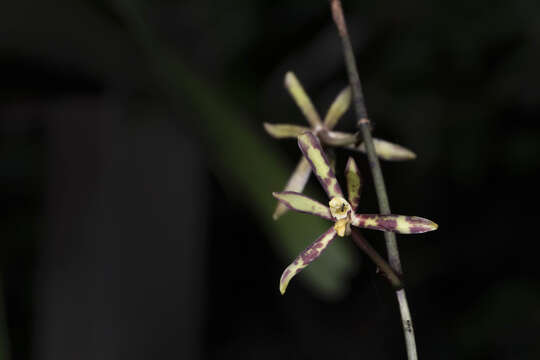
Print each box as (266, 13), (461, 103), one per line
(273, 132), (437, 294)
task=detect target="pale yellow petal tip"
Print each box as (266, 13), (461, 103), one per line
(333, 87), (351, 112)
(284, 71), (296, 87)
(422, 218), (438, 231)
(272, 193), (283, 220)
(263, 123), (275, 138)
(346, 156), (357, 169)
(279, 273), (292, 295)
(340, 87), (352, 101)
(399, 149), (417, 161)
(272, 204), (287, 221)
(413, 218), (438, 233)
(323, 87), (352, 129)
(359, 139), (418, 161)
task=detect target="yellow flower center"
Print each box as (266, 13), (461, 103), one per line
(329, 197), (352, 237)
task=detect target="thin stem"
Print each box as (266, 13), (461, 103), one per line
(359, 128), (403, 273)
(397, 289), (418, 360)
(329, 0), (400, 270)
(329, 1), (416, 359)
(329, 0), (368, 121)
(350, 229), (402, 290)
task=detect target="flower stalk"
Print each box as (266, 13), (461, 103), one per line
(350, 229), (402, 289)
(329, 0), (420, 359)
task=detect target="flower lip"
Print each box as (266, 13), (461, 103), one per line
(333, 218), (351, 237)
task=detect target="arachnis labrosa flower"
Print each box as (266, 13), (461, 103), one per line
(273, 132), (438, 294)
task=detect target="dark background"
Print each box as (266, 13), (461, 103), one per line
(1, 0), (540, 359)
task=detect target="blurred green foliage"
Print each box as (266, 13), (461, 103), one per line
(111, 0), (357, 298)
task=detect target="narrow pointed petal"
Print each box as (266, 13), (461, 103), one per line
(280, 227), (337, 294)
(273, 157), (312, 220)
(263, 123), (311, 139)
(319, 130), (358, 146)
(297, 132), (344, 199)
(345, 157), (362, 210)
(284, 72), (322, 128)
(273, 191), (332, 220)
(351, 214), (438, 234)
(324, 86), (351, 130)
(353, 138), (417, 161)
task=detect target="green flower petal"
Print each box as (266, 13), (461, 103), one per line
(351, 214), (438, 234)
(297, 132), (344, 199)
(284, 72), (322, 129)
(272, 157), (312, 220)
(273, 191), (332, 220)
(263, 123), (311, 139)
(319, 130), (357, 146)
(323, 86), (351, 130)
(345, 157), (362, 210)
(280, 227), (337, 294)
(353, 138), (417, 161)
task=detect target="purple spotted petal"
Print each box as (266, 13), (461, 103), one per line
(297, 132), (344, 199)
(279, 227), (337, 294)
(351, 214), (438, 234)
(345, 157), (362, 210)
(272, 191), (332, 220)
(273, 157), (312, 220)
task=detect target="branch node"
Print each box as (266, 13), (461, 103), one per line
(358, 117), (370, 126)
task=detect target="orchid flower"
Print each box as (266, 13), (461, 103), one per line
(273, 132), (438, 294)
(264, 72), (416, 220)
